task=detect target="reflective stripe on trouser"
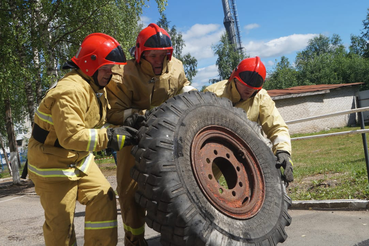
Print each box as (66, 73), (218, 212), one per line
(116, 146), (146, 246)
(30, 161), (117, 246)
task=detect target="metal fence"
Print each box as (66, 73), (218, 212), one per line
(286, 106), (369, 182)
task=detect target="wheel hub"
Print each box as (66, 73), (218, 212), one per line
(191, 125), (265, 219)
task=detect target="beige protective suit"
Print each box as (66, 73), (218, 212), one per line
(28, 69), (118, 246)
(106, 56), (195, 245)
(205, 79), (291, 154)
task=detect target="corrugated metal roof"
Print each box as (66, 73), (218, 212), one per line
(267, 82), (364, 97)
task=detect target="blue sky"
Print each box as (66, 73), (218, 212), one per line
(141, 0), (369, 90)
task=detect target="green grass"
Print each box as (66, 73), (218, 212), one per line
(216, 126), (369, 201)
(288, 126), (369, 200)
(0, 164), (26, 179)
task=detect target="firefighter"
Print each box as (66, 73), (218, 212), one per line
(27, 33), (138, 246)
(106, 23), (196, 246)
(205, 57), (294, 183)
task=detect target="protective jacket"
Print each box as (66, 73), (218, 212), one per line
(28, 69), (118, 246)
(28, 69), (110, 179)
(106, 56), (193, 125)
(205, 79), (291, 154)
(106, 56), (194, 245)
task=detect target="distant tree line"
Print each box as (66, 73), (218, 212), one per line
(0, 0), (169, 182)
(265, 31), (369, 90)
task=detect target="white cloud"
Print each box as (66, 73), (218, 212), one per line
(267, 60), (275, 67)
(244, 33), (319, 58)
(244, 23), (260, 33)
(139, 16), (150, 27)
(191, 64), (219, 90)
(189, 33), (319, 90)
(181, 24), (224, 62)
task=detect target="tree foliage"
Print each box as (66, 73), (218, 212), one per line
(0, 0), (167, 176)
(212, 32), (246, 82)
(157, 15), (198, 81)
(0, 0), (167, 126)
(262, 8), (369, 90)
(264, 56), (299, 90)
(361, 7), (369, 58)
(268, 31), (369, 90)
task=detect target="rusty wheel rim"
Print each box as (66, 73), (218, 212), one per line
(191, 125), (265, 219)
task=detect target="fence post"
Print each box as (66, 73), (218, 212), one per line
(357, 97), (369, 183)
(358, 112), (369, 183)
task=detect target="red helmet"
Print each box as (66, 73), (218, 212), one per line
(230, 56), (266, 90)
(71, 33), (126, 76)
(135, 23), (173, 63)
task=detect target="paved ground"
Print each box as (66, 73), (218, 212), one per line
(1, 178), (369, 246)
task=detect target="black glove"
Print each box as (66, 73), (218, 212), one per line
(107, 126), (138, 151)
(276, 150), (294, 182)
(124, 113), (147, 130)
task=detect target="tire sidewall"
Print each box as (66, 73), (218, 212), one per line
(173, 103), (285, 239)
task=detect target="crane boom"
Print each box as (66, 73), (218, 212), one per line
(221, 0), (243, 55)
(221, 0), (237, 48)
(230, 0), (243, 52)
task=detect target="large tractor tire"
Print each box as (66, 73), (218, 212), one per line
(130, 91), (292, 246)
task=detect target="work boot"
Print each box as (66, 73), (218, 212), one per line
(124, 232), (148, 246)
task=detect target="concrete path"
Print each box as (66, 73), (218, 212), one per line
(1, 178), (368, 246)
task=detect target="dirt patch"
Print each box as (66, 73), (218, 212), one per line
(97, 162), (117, 177)
(0, 179), (35, 197)
(287, 172), (344, 197)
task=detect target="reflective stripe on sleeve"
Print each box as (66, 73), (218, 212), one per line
(85, 220), (118, 230)
(123, 223), (145, 235)
(35, 108), (54, 125)
(117, 135), (126, 150)
(87, 129), (98, 151)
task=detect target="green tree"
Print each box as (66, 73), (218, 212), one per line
(157, 15), (198, 81)
(360, 7), (369, 58)
(349, 35), (368, 57)
(266, 56), (299, 89)
(0, 0), (167, 183)
(212, 32), (246, 82)
(1, 0), (167, 125)
(295, 34), (348, 85)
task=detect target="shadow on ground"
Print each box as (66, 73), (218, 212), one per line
(0, 179), (35, 198)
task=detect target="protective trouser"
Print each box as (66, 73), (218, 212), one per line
(31, 161), (117, 246)
(116, 146), (147, 246)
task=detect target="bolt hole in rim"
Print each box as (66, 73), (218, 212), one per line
(191, 125), (265, 219)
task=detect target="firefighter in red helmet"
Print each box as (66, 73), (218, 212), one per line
(205, 57), (294, 183)
(106, 23), (196, 246)
(28, 33), (138, 246)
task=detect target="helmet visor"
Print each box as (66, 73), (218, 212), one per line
(238, 71), (264, 89)
(105, 45), (126, 63)
(144, 32), (172, 48)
